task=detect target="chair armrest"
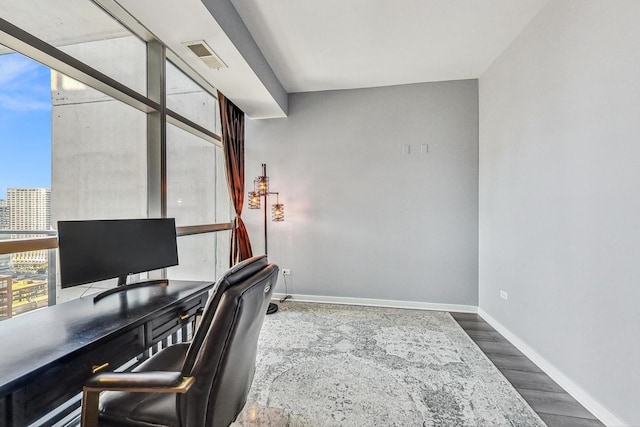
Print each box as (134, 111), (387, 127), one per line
(81, 372), (194, 426)
(84, 371), (194, 393)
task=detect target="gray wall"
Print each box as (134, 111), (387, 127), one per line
(245, 80), (478, 307)
(479, 1), (640, 424)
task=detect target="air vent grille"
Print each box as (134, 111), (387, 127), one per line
(182, 40), (227, 70)
(187, 44), (210, 58)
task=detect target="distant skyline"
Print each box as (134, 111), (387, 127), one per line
(0, 53), (52, 197)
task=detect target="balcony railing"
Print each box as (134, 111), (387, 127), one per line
(0, 223), (233, 321)
(0, 230), (58, 255)
(0, 223), (233, 255)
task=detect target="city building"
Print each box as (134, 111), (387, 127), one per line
(0, 275), (11, 320)
(7, 188), (50, 231)
(10, 278), (48, 316)
(7, 188), (51, 270)
(0, 274), (48, 322)
(0, 200), (9, 277)
(0, 199), (9, 229)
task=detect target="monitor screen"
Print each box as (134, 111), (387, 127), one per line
(57, 218), (179, 288)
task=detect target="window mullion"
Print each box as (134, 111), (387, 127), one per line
(146, 40), (166, 219)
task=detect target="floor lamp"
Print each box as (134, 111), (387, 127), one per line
(248, 163), (284, 314)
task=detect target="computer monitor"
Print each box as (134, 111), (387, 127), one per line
(57, 218), (179, 301)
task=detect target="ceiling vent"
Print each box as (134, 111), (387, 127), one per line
(182, 40), (227, 70)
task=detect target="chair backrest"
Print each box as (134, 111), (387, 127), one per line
(179, 258), (277, 427)
(182, 255), (268, 372)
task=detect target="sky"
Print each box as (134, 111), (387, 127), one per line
(0, 52), (52, 199)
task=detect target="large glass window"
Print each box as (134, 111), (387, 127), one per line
(167, 61), (218, 133)
(50, 70), (147, 222)
(0, 49), (51, 198)
(167, 123), (217, 226)
(0, 247), (56, 319)
(0, 48), (148, 308)
(0, 48), (54, 316)
(50, 71), (148, 303)
(168, 233), (221, 281)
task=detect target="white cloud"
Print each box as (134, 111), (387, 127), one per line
(0, 94), (50, 111)
(0, 54), (42, 86)
(0, 53), (50, 111)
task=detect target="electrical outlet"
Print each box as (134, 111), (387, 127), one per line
(282, 269), (291, 275)
(500, 290), (508, 301)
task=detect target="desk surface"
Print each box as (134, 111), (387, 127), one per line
(0, 280), (213, 397)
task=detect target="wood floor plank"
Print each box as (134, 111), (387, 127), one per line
(474, 340), (523, 357)
(456, 319), (495, 332)
(490, 354), (544, 373)
(500, 369), (565, 393)
(537, 412), (605, 427)
(518, 389), (598, 420)
(449, 312), (482, 321)
(463, 329), (505, 342)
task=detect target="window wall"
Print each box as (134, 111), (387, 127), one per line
(0, 1), (231, 318)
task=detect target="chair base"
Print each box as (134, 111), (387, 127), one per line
(266, 303), (278, 315)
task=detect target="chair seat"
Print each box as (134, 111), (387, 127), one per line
(98, 392), (177, 427)
(98, 344), (189, 427)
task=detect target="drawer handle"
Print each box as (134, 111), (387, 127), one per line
(91, 362), (109, 374)
(179, 313), (190, 321)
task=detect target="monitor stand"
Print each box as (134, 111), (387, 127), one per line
(93, 275), (169, 303)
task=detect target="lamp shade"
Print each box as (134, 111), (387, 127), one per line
(247, 191), (261, 209)
(255, 175), (269, 196)
(271, 203), (284, 221)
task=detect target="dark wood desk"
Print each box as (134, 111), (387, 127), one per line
(0, 280), (213, 427)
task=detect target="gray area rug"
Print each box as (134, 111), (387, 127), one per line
(233, 303), (546, 426)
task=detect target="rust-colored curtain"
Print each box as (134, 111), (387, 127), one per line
(218, 91), (253, 265)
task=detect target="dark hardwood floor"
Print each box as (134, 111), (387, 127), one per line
(450, 312), (604, 427)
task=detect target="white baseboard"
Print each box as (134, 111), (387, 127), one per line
(477, 308), (626, 427)
(271, 292), (477, 314)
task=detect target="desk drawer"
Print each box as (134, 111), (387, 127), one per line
(83, 325), (145, 372)
(148, 294), (205, 344)
(13, 326), (143, 426)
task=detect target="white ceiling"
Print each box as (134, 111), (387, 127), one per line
(230, 0), (551, 93)
(113, 0), (551, 116)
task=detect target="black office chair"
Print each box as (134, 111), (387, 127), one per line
(81, 256), (277, 427)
